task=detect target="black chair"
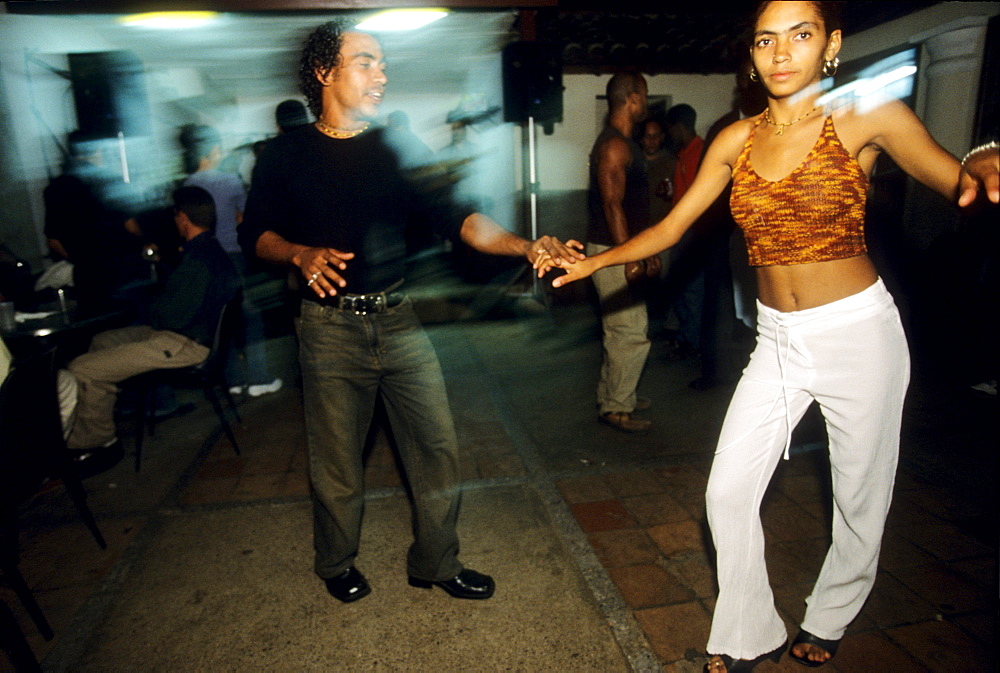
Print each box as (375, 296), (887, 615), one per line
(0, 349), (107, 644)
(127, 293), (244, 471)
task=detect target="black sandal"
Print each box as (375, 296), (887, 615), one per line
(789, 629), (839, 667)
(705, 643), (784, 672)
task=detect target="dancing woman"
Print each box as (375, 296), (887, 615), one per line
(545, 2), (998, 671)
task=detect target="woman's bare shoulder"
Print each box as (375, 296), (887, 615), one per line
(707, 114), (760, 166)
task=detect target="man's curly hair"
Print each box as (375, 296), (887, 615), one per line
(299, 20), (349, 119)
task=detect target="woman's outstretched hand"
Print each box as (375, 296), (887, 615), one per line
(549, 256), (602, 288)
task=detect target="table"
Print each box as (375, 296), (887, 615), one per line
(1, 302), (132, 362)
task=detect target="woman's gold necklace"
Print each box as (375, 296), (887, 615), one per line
(764, 107), (817, 136)
(315, 118), (370, 139)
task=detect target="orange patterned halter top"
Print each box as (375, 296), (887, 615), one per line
(730, 115), (869, 267)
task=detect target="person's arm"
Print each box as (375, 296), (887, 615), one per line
(865, 100), (998, 206)
(551, 122), (745, 287)
(459, 213), (585, 274)
(255, 230), (354, 300)
(595, 135), (649, 280)
(596, 136), (632, 245)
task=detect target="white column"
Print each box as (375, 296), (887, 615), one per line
(905, 17), (989, 245)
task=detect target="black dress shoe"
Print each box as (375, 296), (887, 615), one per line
(69, 440), (125, 479)
(324, 567), (371, 603)
(408, 568), (495, 599)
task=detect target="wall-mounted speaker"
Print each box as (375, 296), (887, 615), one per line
(69, 51), (151, 138)
(502, 42), (563, 124)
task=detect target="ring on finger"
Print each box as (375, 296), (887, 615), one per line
(306, 278), (316, 287)
(310, 271), (320, 280)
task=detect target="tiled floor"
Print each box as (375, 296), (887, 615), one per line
(558, 453), (996, 671)
(3, 296), (997, 672)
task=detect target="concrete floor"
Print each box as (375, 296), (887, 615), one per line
(3, 273), (996, 672)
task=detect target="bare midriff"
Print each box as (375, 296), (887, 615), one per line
(755, 254), (878, 312)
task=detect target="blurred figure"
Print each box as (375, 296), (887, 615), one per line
(43, 130), (148, 311)
(689, 64), (767, 390)
(586, 72), (658, 433)
(384, 110), (440, 257)
(639, 117), (678, 334)
(639, 117), (676, 225)
(663, 103), (707, 357)
(233, 101), (311, 184)
(275, 99), (311, 134)
(179, 125), (244, 257)
(666, 104), (703, 205)
(179, 124), (281, 397)
(439, 121), (475, 162)
(384, 110), (435, 169)
(438, 120), (494, 220)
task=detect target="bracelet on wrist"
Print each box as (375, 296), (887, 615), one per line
(961, 140), (999, 169)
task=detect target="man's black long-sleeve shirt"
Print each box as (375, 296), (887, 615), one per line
(240, 126), (470, 301)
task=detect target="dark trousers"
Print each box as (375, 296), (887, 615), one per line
(298, 298), (463, 582)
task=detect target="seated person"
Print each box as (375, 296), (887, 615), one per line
(1, 337), (78, 441)
(66, 186), (239, 453)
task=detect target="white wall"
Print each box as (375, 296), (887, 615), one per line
(533, 72), (734, 192)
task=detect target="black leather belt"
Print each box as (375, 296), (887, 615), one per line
(334, 291), (404, 315)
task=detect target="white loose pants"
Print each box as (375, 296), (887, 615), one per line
(705, 279), (909, 659)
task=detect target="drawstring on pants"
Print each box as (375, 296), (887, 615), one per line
(774, 322), (794, 460)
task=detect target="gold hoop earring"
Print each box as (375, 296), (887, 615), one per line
(823, 57), (840, 77)
(749, 67), (759, 82)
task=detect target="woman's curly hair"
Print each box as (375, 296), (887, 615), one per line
(299, 20), (349, 119)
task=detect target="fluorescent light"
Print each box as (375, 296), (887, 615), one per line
(119, 12), (218, 29)
(355, 9), (448, 32)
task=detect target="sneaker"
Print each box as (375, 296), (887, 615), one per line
(247, 378), (283, 397)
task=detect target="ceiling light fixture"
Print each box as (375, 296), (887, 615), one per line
(355, 9), (448, 32)
(119, 11), (218, 29)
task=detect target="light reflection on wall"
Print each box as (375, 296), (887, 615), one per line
(816, 49), (918, 116)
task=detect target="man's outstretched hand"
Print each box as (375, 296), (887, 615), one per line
(527, 236), (586, 277)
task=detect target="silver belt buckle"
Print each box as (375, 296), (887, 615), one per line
(341, 293), (384, 315)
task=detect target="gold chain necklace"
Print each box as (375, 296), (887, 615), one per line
(764, 107), (817, 136)
(315, 119), (370, 139)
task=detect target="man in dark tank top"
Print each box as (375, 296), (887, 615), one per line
(586, 73), (659, 433)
